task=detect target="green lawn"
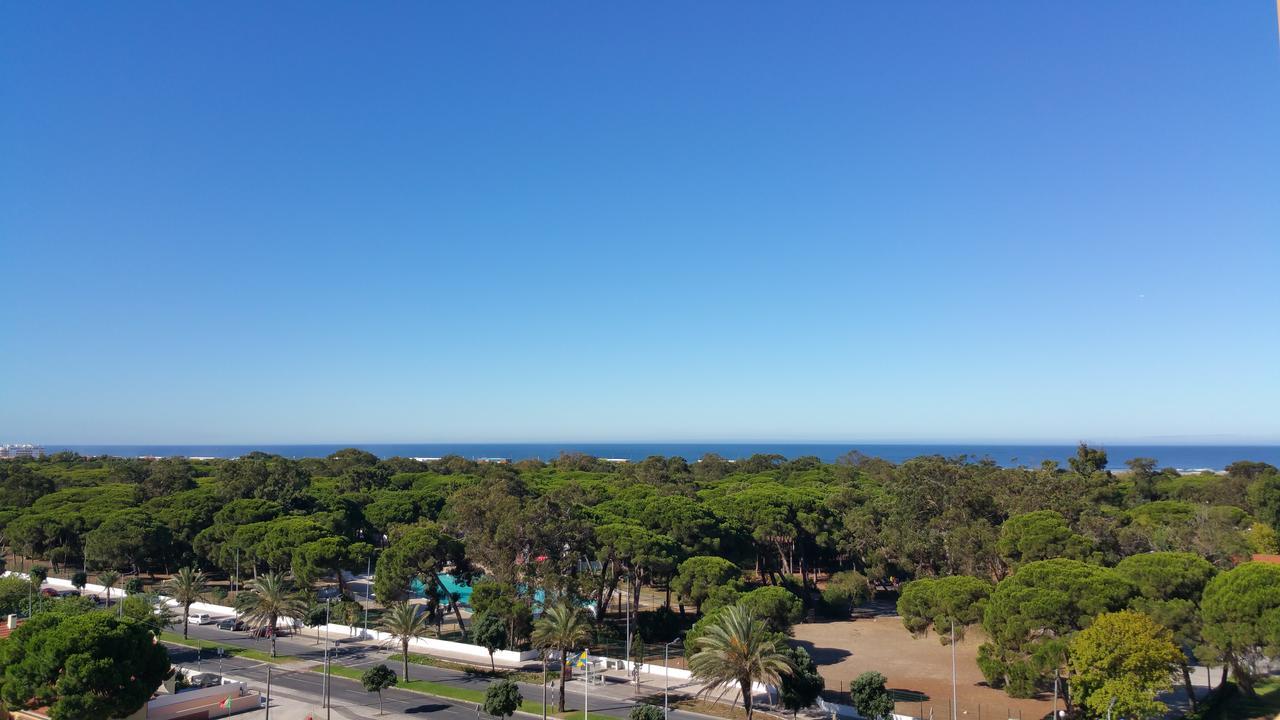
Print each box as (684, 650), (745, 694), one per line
(1204, 678), (1280, 720)
(320, 664), (615, 720)
(159, 631), (296, 664)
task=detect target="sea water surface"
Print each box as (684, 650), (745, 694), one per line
(43, 442), (1280, 471)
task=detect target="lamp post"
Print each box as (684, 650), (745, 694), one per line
(950, 621), (957, 720)
(322, 598), (331, 709)
(363, 555), (371, 638)
(664, 636), (682, 719)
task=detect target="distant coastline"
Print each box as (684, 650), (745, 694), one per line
(35, 442), (1280, 471)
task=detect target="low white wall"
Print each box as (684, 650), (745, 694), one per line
(817, 697), (919, 720)
(149, 682), (247, 710)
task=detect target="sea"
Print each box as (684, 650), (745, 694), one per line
(39, 443), (1280, 472)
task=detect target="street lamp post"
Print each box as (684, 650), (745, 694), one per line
(950, 622), (959, 720)
(664, 636), (682, 719)
(322, 598), (331, 709)
(363, 555), (371, 638)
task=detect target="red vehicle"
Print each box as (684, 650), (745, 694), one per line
(249, 626), (275, 638)
(39, 588), (59, 598)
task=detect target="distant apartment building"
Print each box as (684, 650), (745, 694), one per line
(0, 444), (46, 459)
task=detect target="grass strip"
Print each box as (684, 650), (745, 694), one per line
(159, 631), (296, 664)
(1201, 678), (1280, 720)
(319, 664), (615, 720)
(389, 652), (553, 683)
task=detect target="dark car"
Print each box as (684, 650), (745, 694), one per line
(216, 618), (246, 631)
(40, 588), (59, 598)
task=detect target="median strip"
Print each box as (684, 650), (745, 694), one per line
(159, 632), (297, 665)
(316, 664), (617, 720)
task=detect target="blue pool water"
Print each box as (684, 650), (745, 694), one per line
(411, 574), (474, 605)
(410, 574), (556, 608)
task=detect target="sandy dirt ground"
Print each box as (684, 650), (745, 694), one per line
(791, 610), (1053, 720)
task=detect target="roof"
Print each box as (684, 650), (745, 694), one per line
(1250, 554), (1280, 565)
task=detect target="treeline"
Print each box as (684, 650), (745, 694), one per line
(1, 446), (1277, 585)
(1, 445), (1279, 706)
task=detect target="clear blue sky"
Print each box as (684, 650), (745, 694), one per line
(2, 3), (1278, 444)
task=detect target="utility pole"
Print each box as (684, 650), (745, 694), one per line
(265, 666), (271, 720)
(1051, 668), (1060, 718)
(542, 650), (549, 720)
(950, 621), (958, 720)
(624, 573), (631, 684)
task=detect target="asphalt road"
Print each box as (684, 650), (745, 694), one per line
(167, 643), (474, 719)
(167, 624), (704, 720)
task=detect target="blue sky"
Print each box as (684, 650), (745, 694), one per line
(2, 3), (1278, 444)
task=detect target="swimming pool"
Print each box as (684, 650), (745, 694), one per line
(408, 574), (556, 608)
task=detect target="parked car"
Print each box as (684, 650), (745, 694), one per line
(216, 617), (246, 631)
(56, 589), (81, 598)
(187, 612), (214, 626)
(316, 586), (342, 600)
(249, 626), (276, 638)
(39, 588), (59, 598)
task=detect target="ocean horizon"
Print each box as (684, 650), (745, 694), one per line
(36, 442), (1280, 471)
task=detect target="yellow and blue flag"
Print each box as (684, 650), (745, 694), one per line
(574, 649), (589, 668)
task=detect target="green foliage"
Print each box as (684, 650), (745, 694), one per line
(70, 571), (87, 590)
(0, 608), (171, 720)
(85, 508), (172, 572)
(380, 602), (432, 682)
(483, 678), (523, 718)
(820, 570), (870, 617)
(472, 612), (509, 670)
(0, 577), (34, 616)
(1248, 474), (1280, 529)
(630, 704), (665, 720)
(848, 671), (896, 720)
(1068, 443), (1109, 476)
(361, 663), (398, 715)
(1114, 552), (1216, 603)
(998, 510), (1092, 567)
(234, 572), (306, 657)
(531, 603), (591, 713)
(1199, 562), (1280, 695)
(687, 605), (793, 720)
(671, 556), (741, 612)
(896, 574), (991, 642)
(737, 586), (803, 634)
(1068, 611), (1183, 719)
(162, 567), (209, 638)
(700, 583), (744, 616)
(779, 646), (824, 716)
(979, 559), (1133, 697)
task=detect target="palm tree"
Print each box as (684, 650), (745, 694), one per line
(234, 573), (307, 657)
(688, 605), (794, 720)
(379, 602), (431, 681)
(162, 567), (209, 639)
(98, 570), (120, 607)
(531, 603), (591, 713)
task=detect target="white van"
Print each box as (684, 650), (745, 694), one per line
(188, 613), (213, 626)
